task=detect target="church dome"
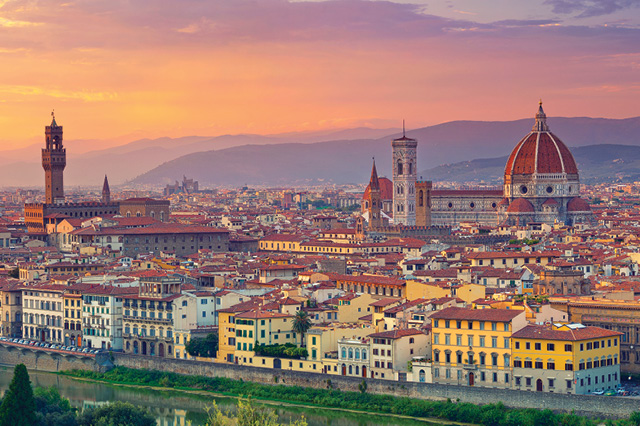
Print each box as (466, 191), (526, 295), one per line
(504, 103), (578, 176)
(363, 177), (393, 201)
(567, 197), (591, 212)
(507, 198), (535, 213)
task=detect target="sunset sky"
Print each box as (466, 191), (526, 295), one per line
(1, 0), (639, 148)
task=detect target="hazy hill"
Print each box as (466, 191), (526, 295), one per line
(131, 117), (640, 187)
(423, 144), (640, 184)
(0, 127), (399, 188)
(3, 116), (640, 188)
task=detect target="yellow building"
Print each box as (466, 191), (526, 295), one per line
(215, 300), (261, 363)
(234, 309), (296, 365)
(511, 323), (621, 394)
(405, 280), (449, 302)
(336, 293), (378, 323)
(430, 307), (527, 388)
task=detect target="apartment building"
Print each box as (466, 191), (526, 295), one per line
(369, 328), (429, 381)
(122, 275), (182, 357)
(430, 307), (527, 388)
(0, 281), (23, 338)
(511, 323), (621, 394)
(22, 285), (66, 344)
(82, 286), (134, 350)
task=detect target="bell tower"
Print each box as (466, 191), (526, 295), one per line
(42, 111), (66, 204)
(102, 175), (111, 204)
(392, 122), (417, 226)
(367, 159), (382, 230)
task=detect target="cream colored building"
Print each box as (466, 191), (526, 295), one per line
(22, 284), (65, 343)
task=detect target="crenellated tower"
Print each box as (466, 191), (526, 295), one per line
(392, 124), (417, 226)
(42, 112), (66, 204)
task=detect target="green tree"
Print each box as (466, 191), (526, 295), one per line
(0, 363), (37, 426)
(77, 401), (154, 426)
(34, 386), (77, 426)
(630, 411), (640, 426)
(205, 398), (307, 426)
(8, 267), (19, 279)
(186, 333), (219, 358)
(292, 310), (312, 347)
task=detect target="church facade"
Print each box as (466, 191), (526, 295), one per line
(362, 103), (594, 229)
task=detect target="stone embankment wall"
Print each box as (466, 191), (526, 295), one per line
(113, 353), (640, 418)
(0, 343), (106, 373)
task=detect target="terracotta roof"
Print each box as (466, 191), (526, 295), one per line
(507, 198), (535, 213)
(430, 307), (523, 322)
(368, 328), (425, 339)
(512, 324), (622, 341)
(363, 177), (393, 201)
(567, 197), (591, 212)
(505, 122), (578, 176)
(236, 309), (292, 319)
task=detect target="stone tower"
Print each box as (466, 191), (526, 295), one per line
(392, 126), (417, 226)
(415, 180), (432, 227)
(42, 112), (66, 204)
(102, 175), (111, 204)
(367, 159), (382, 230)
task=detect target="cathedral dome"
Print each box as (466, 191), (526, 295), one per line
(504, 103), (578, 177)
(507, 198), (535, 213)
(567, 197), (591, 212)
(363, 177), (393, 201)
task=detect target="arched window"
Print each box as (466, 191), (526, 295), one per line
(397, 159), (403, 175)
(341, 347), (346, 359)
(348, 365), (353, 375)
(419, 190), (424, 207)
(409, 162), (413, 175)
(355, 348), (360, 359)
(419, 369), (426, 383)
(362, 350), (367, 360)
(348, 348), (353, 359)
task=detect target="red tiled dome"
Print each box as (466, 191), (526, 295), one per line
(504, 104), (578, 176)
(507, 198), (535, 213)
(498, 198), (509, 206)
(542, 198), (559, 206)
(567, 197), (591, 212)
(363, 177), (393, 201)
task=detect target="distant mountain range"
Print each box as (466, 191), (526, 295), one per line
(424, 144), (640, 184)
(2, 116), (640, 188)
(131, 117), (640, 187)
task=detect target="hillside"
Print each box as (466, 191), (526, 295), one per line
(131, 117), (640, 187)
(2, 116), (640, 188)
(423, 144), (640, 184)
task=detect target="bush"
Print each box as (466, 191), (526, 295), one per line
(254, 343), (307, 359)
(61, 367), (633, 426)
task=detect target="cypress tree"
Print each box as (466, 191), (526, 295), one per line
(0, 363), (36, 426)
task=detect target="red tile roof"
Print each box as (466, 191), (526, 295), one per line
(430, 307), (523, 322)
(511, 324), (622, 341)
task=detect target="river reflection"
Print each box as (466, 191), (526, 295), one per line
(0, 367), (443, 426)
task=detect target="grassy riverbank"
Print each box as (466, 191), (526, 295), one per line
(61, 367), (640, 426)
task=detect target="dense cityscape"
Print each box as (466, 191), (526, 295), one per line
(2, 0), (640, 425)
(0, 104), (639, 425)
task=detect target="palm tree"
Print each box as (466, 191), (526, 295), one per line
(292, 310), (312, 347)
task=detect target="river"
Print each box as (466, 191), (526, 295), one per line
(0, 366), (447, 426)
